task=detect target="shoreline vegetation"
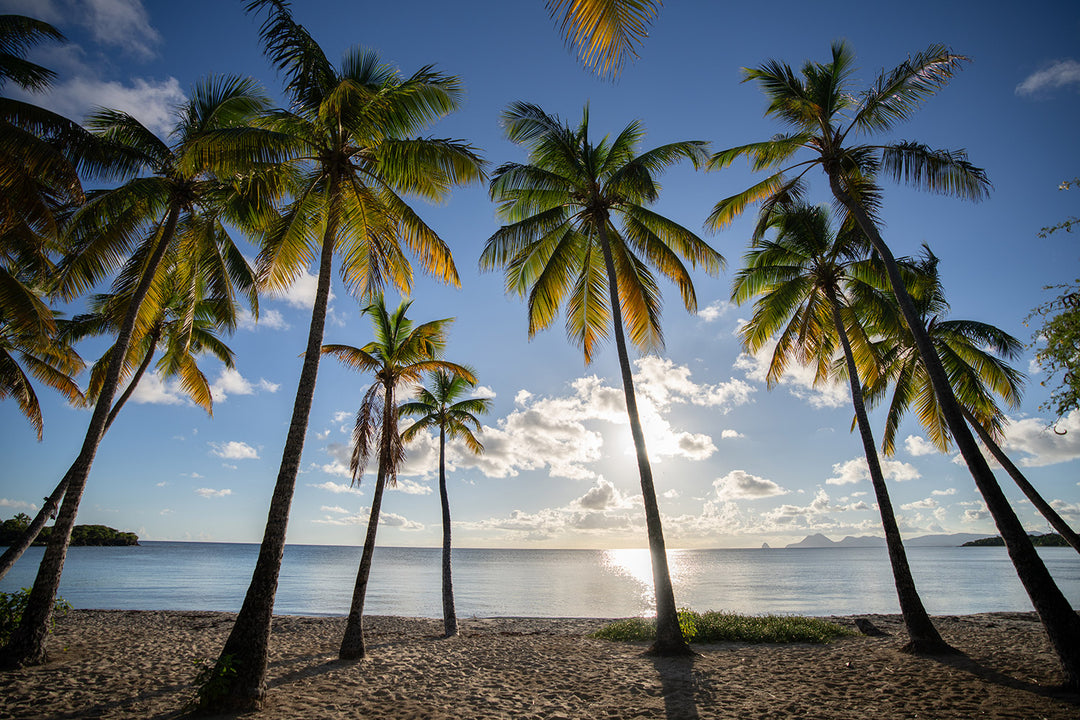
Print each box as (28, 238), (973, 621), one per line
(0, 516), (138, 547)
(0, 609), (1076, 719)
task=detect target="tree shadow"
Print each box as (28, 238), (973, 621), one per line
(930, 651), (1080, 705)
(649, 653), (704, 720)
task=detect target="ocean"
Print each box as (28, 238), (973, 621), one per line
(1, 542), (1078, 618)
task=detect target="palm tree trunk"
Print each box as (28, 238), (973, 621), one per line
(596, 223), (690, 656)
(962, 407), (1080, 555)
(829, 172), (1080, 689)
(0, 206), (179, 669)
(438, 425), (457, 637)
(339, 453), (390, 658)
(205, 192), (339, 710)
(828, 293), (955, 654)
(0, 334), (157, 583)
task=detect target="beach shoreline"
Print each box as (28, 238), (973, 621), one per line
(1, 610), (1078, 719)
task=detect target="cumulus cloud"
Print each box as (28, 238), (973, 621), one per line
(209, 441), (258, 460)
(721, 429), (744, 439)
(131, 371), (186, 406)
(901, 498), (938, 510)
(931, 487), (957, 497)
(210, 367), (280, 402)
(574, 478), (636, 511)
(714, 470), (787, 499)
(1016, 59), (1080, 96)
(195, 488), (232, 498)
(238, 309), (290, 332)
(0, 498), (38, 511)
(320, 505), (350, 514)
(269, 268), (330, 310)
(38, 76), (183, 136)
(313, 508), (423, 530)
(79, 0), (161, 58)
(309, 480), (362, 495)
(1049, 500), (1079, 519)
(904, 435), (938, 457)
(1002, 411), (1080, 467)
(825, 457), (920, 486)
(697, 300), (735, 323)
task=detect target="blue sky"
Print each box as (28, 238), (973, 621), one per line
(1, 0), (1078, 549)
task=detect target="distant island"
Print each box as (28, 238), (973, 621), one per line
(0, 514), (138, 547)
(785, 532), (994, 549)
(961, 533), (1068, 547)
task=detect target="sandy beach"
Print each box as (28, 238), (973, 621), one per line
(1, 610), (1078, 719)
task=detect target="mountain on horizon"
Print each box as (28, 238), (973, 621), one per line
(784, 532), (991, 549)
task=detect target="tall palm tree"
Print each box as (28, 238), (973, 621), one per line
(546, 0), (661, 79)
(708, 42), (1080, 687)
(0, 267), (249, 583)
(201, 3), (483, 706)
(321, 297), (472, 658)
(865, 252), (1080, 554)
(0, 75), (272, 669)
(400, 369), (490, 637)
(732, 203), (953, 654)
(481, 102), (721, 655)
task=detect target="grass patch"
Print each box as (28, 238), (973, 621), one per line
(592, 610), (853, 645)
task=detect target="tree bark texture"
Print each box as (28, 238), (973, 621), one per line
(829, 172), (1080, 689)
(206, 206), (338, 709)
(439, 426), (457, 637)
(339, 455), (390, 657)
(596, 223), (690, 656)
(0, 206), (179, 669)
(828, 292), (954, 655)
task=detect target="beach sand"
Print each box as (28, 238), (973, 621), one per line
(1, 610), (1078, 719)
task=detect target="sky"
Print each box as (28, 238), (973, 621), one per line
(0, 0), (1078, 550)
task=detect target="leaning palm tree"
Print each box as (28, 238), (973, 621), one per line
(546, 0), (661, 79)
(0, 267), (248, 583)
(481, 102), (721, 655)
(865, 251), (1080, 555)
(0, 75), (272, 669)
(321, 297), (473, 658)
(732, 203), (954, 654)
(708, 42), (1080, 686)
(201, 3), (483, 706)
(400, 368), (490, 637)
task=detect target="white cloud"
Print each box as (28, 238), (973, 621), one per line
(0, 498), (38, 512)
(210, 367), (280, 402)
(1002, 410), (1080, 467)
(38, 76), (183, 136)
(313, 508), (423, 531)
(1016, 59), (1080, 96)
(931, 488), (957, 497)
(473, 385), (497, 399)
(131, 371), (186, 406)
(80, 0), (161, 58)
(825, 457), (920, 486)
(901, 498), (938, 510)
(720, 429), (744, 439)
(194, 488), (232, 498)
(1049, 500), (1079, 519)
(391, 478), (433, 496)
(734, 339), (848, 409)
(714, 470), (787, 499)
(238, 309), (290, 332)
(309, 480), (362, 495)
(209, 441), (259, 460)
(270, 268), (328, 310)
(904, 435), (938, 457)
(574, 478), (636, 511)
(697, 300), (735, 323)
(320, 505), (350, 514)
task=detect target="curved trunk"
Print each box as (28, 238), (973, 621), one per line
(962, 407), (1080, 555)
(1, 205), (180, 669)
(0, 332), (157, 583)
(828, 292), (954, 654)
(596, 223), (690, 656)
(205, 187), (339, 710)
(829, 172), (1080, 689)
(438, 425), (457, 637)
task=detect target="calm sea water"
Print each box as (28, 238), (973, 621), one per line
(1, 542), (1078, 618)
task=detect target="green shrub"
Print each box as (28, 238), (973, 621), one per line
(592, 611), (853, 645)
(0, 588), (72, 645)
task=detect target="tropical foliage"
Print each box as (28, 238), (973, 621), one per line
(322, 297), (472, 658)
(546, 0), (661, 78)
(483, 101), (721, 655)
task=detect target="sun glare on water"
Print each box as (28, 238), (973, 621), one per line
(601, 548), (693, 614)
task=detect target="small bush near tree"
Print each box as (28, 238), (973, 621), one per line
(592, 611), (853, 644)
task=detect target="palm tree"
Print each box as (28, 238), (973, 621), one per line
(400, 369), (490, 637)
(481, 102), (721, 655)
(546, 0), (661, 79)
(201, 3), (483, 706)
(0, 267), (249, 583)
(0, 75), (272, 669)
(321, 297), (473, 658)
(865, 251), (1080, 555)
(732, 203), (953, 654)
(708, 42), (1080, 687)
